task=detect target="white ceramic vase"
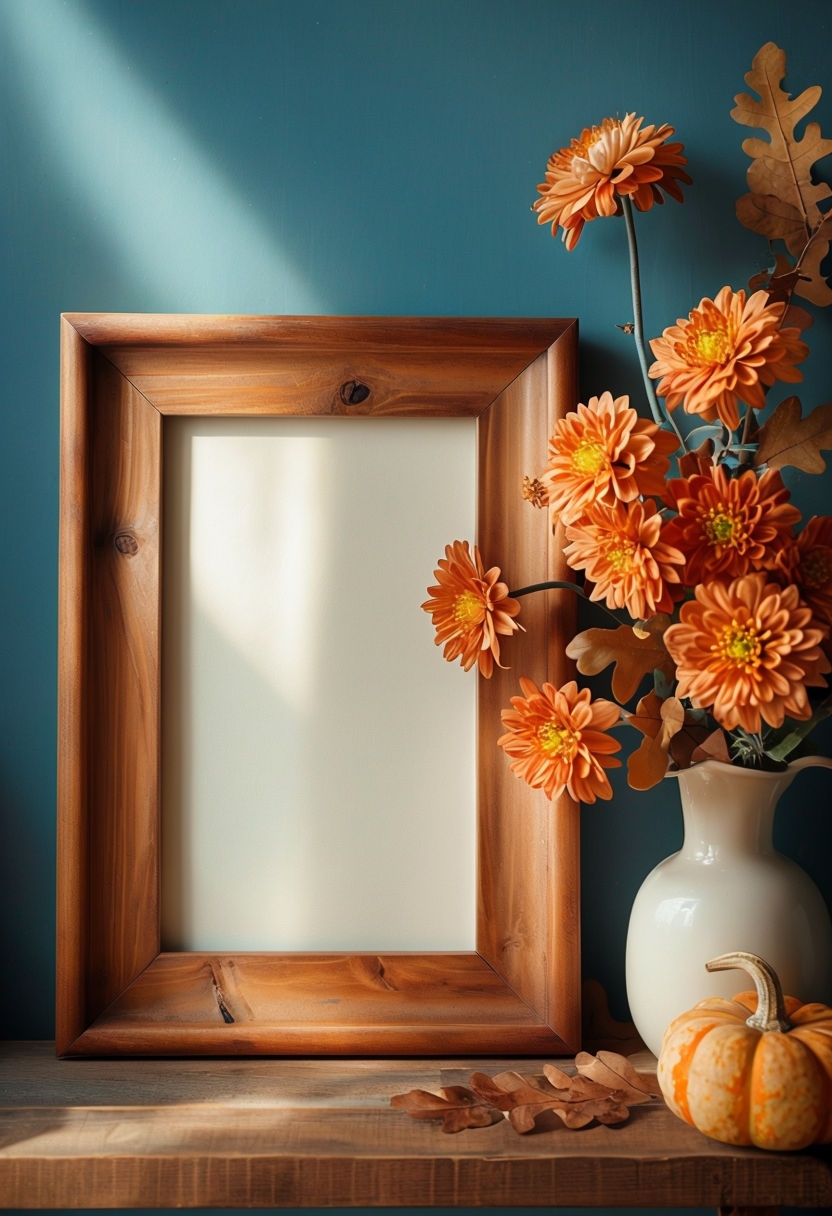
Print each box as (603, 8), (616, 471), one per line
(625, 756), (832, 1057)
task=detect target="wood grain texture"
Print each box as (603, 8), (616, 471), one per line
(56, 314), (581, 1057)
(87, 355), (162, 1018)
(56, 317), (93, 1051)
(477, 345), (580, 1043)
(76, 952), (563, 1056)
(65, 314), (577, 417)
(2, 1043), (830, 1209)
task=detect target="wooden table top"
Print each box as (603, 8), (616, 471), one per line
(1, 1042), (831, 1210)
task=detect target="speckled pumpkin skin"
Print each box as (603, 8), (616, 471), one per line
(657, 989), (832, 1151)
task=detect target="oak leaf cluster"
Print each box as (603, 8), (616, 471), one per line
(391, 1050), (659, 1135)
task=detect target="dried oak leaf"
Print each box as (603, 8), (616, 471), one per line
(731, 42), (832, 305)
(573, 1050), (661, 1104)
(392, 1052), (660, 1138)
(690, 727), (733, 766)
(676, 439), (715, 479)
(626, 691), (685, 791)
(754, 396), (832, 473)
(470, 1069), (629, 1133)
(669, 722), (725, 769)
(566, 616), (674, 703)
(792, 215), (832, 307)
(389, 1085), (503, 1133)
(749, 253), (810, 310)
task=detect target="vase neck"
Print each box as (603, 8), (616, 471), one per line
(674, 764), (793, 861)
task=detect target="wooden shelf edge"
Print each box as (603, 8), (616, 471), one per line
(2, 1043), (831, 1210)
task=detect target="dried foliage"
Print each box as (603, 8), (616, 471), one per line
(391, 1051), (659, 1135)
(732, 42), (832, 307)
(755, 396), (832, 473)
(626, 691), (685, 790)
(565, 616), (675, 703)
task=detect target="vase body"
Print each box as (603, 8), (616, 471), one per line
(625, 758), (832, 1058)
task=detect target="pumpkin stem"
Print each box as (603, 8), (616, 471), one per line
(705, 951), (792, 1033)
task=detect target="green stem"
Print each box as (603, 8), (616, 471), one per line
(620, 196), (686, 451)
(764, 693), (832, 763)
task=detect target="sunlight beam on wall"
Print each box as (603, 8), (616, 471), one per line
(2, 0), (321, 309)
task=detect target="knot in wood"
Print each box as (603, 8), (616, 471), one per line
(339, 380), (371, 406)
(113, 530), (139, 556)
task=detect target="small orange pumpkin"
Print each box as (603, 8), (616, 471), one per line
(657, 950), (832, 1151)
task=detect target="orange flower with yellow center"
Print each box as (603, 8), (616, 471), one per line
(648, 286), (808, 431)
(564, 499), (685, 619)
(498, 677), (622, 802)
(533, 113), (690, 250)
(663, 573), (831, 734)
(662, 464), (801, 584)
(540, 391), (678, 524)
(421, 540), (521, 677)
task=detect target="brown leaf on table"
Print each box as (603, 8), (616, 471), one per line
(541, 1061), (575, 1089)
(468, 1070), (554, 1112)
(393, 1052), (661, 1136)
(470, 1069), (630, 1133)
(543, 1069), (636, 1126)
(731, 42), (832, 305)
(565, 616), (674, 704)
(470, 1070), (568, 1133)
(574, 1050), (661, 1104)
(754, 397), (832, 473)
(390, 1085), (503, 1133)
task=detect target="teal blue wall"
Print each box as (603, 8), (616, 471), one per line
(2, 2), (831, 1213)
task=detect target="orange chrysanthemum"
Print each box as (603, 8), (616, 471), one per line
(663, 573), (831, 735)
(421, 540), (521, 677)
(533, 113), (690, 250)
(564, 498), (685, 619)
(540, 391), (678, 524)
(498, 677), (622, 802)
(662, 464), (801, 585)
(648, 286), (808, 431)
(776, 515), (832, 632)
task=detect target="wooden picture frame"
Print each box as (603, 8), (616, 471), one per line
(56, 313), (580, 1057)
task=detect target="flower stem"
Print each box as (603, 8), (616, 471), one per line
(511, 580), (587, 599)
(738, 404), (755, 465)
(510, 579), (624, 627)
(621, 196), (686, 450)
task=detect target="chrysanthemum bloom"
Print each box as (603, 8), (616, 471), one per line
(648, 286), (809, 431)
(564, 498), (685, 619)
(540, 391), (678, 524)
(421, 540), (521, 677)
(661, 464), (801, 585)
(777, 515), (832, 631)
(498, 677), (622, 802)
(663, 573), (831, 734)
(533, 113), (690, 250)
